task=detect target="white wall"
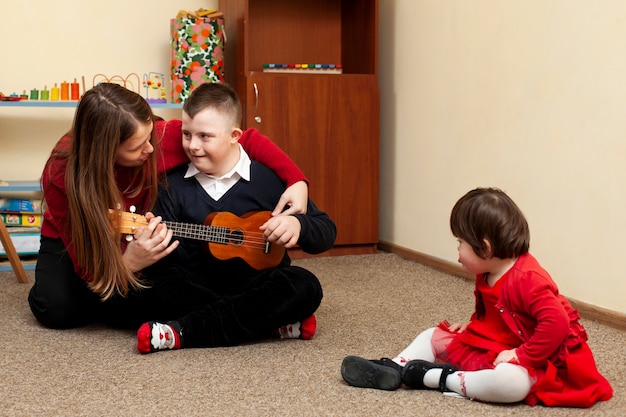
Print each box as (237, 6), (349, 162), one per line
(379, 0), (626, 313)
(1, 1), (624, 313)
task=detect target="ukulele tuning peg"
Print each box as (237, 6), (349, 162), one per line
(125, 235), (133, 242)
(129, 205), (136, 213)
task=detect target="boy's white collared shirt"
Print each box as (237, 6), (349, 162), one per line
(184, 144), (251, 200)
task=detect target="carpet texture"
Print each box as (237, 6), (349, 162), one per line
(1, 253), (623, 416)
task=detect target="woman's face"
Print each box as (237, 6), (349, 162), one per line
(114, 121), (154, 167)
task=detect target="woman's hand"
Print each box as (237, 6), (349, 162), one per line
(272, 180), (308, 216)
(122, 212), (179, 272)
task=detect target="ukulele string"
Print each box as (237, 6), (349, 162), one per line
(117, 214), (276, 252)
(164, 221), (274, 251)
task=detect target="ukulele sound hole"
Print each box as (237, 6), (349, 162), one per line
(228, 229), (244, 246)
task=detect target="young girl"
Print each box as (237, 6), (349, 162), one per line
(28, 83), (309, 330)
(341, 187), (613, 408)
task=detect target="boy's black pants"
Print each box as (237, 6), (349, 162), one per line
(28, 237), (322, 347)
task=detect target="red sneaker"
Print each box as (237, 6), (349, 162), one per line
(275, 314), (317, 340)
(137, 321), (183, 354)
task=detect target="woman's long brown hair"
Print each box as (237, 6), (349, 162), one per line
(65, 83), (159, 300)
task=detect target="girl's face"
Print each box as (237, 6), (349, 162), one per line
(181, 107), (242, 177)
(456, 238), (490, 275)
(115, 121), (154, 167)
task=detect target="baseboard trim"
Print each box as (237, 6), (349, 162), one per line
(289, 244), (377, 259)
(378, 241), (626, 332)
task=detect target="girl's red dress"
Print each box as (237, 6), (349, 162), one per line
(434, 253), (613, 408)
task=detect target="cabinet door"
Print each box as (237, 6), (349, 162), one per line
(246, 73), (379, 246)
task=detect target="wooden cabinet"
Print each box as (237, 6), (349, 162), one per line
(220, 0), (379, 255)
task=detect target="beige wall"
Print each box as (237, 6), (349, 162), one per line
(379, 0), (626, 313)
(1, 1), (624, 313)
(0, 0), (216, 179)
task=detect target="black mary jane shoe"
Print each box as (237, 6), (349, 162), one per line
(341, 356), (402, 391)
(401, 359), (458, 391)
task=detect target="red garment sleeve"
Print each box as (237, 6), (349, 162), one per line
(238, 128), (308, 186)
(154, 119), (188, 173)
(511, 277), (570, 369)
(156, 120), (307, 186)
(39, 136), (91, 280)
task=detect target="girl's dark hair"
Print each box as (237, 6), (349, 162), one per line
(450, 187), (530, 259)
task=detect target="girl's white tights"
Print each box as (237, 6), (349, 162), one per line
(392, 327), (534, 403)
(393, 327), (438, 363)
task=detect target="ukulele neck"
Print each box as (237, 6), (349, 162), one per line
(163, 221), (229, 245)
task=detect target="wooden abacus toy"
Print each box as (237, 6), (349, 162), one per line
(262, 63), (343, 74)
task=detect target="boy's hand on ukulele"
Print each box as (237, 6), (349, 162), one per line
(260, 215), (301, 248)
(123, 212), (179, 271)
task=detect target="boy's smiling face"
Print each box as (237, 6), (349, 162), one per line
(181, 107), (242, 177)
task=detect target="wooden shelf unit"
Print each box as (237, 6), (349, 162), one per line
(220, 0), (380, 255)
(0, 181), (41, 281)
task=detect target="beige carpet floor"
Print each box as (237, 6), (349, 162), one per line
(1, 253), (623, 416)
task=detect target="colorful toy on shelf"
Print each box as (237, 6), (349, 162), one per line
(262, 63), (343, 74)
(142, 72), (167, 103)
(93, 73), (141, 94)
(51, 83), (60, 100)
(0, 93), (24, 102)
(60, 81), (70, 100)
(36, 77), (82, 101)
(71, 78), (80, 100)
(0, 77), (79, 102)
(2, 74), (158, 103)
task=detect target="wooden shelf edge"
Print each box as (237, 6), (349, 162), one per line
(0, 101), (181, 109)
(0, 259), (36, 272)
(0, 180), (42, 192)
(289, 244), (377, 260)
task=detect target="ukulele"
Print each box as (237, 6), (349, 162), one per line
(108, 208), (285, 270)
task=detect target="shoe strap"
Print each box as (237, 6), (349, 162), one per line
(438, 365), (457, 392)
(380, 358), (402, 372)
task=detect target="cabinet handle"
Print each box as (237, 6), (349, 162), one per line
(253, 83), (261, 123)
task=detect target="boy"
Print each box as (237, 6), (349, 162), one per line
(136, 82), (336, 353)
